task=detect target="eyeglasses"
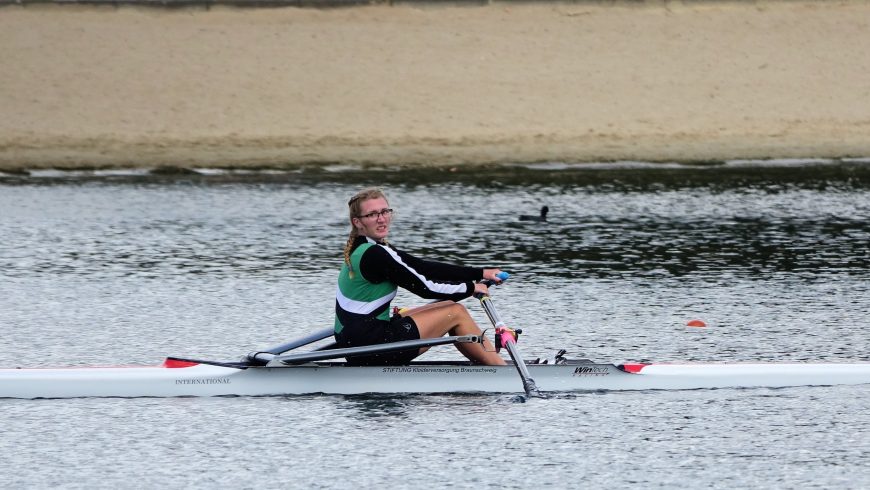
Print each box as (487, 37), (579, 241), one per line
(358, 208), (394, 221)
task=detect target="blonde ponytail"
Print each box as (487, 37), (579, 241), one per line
(343, 226), (359, 275)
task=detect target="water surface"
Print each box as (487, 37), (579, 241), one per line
(1, 160), (869, 488)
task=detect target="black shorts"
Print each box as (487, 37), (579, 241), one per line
(335, 315), (421, 366)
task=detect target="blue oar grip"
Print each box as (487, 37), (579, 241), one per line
(478, 271), (509, 292)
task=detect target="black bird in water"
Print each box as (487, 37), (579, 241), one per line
(519, 206), (549, 222)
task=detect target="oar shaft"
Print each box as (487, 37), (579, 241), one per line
(272, 335), (482, 366)
(479, 296), (506, 329)
(474, 276), (541, 397)
(245, 327), (335, 365)
(504, 342), (539, 394)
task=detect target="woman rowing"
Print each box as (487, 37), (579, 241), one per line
(334, 187), (506, 366)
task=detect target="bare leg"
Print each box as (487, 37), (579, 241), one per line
(404, 301), (506, 365)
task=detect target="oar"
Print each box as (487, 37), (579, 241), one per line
(272, 335), (483, 365)
(245, 327), (335, 365)
(475, 272), (541, 397)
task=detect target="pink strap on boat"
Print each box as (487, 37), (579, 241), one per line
(495, 326), (518, 349)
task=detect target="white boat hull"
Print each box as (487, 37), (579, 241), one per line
(3, 359), (870, 399)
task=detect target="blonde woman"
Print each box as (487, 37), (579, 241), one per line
(335, 188), (506, 366)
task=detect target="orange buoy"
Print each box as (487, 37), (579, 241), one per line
(686, 319), (707, 328)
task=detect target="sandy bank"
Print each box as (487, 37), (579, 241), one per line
(2, 1), (870, 170)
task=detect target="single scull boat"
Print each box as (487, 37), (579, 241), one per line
(3, 327), (870, 399)
(3, 275), (868, 399)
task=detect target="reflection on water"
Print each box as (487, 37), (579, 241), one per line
(505, 214), (870, 279)
(337, 394), (415, 419)
(2, 161), (868, 282)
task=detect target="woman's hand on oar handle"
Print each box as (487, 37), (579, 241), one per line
(475, 271), (510, 298)
(482, 269), (505, 283)
(473, 282), (491, 298)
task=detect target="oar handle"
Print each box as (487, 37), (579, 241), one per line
(474, 272), (521, 349)
(475, 271), (510, 298)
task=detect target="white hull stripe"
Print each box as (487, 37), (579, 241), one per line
(336, 284), (397, 314)
(378, 244), (469, 295)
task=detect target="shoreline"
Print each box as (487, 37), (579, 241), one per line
(3, 2), (870, 170)
(6, 131), (870, 170)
